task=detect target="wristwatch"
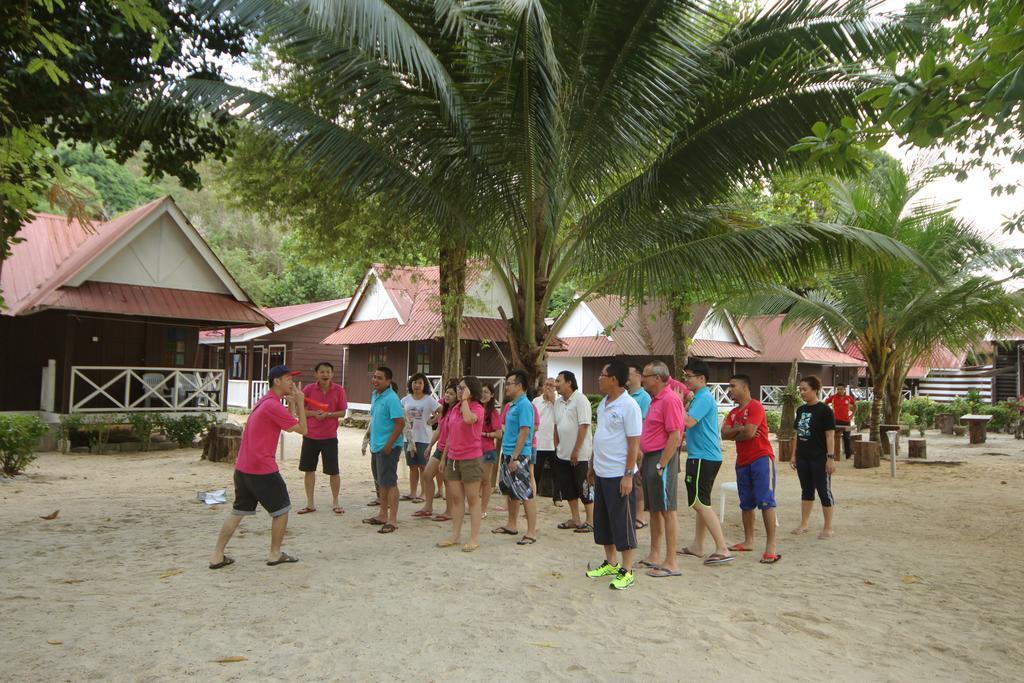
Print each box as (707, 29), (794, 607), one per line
(827, 454), (837, 460)
(656, 463), (664, 472)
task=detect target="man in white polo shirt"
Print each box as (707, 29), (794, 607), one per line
(553, 370), (594, 532)
(585, 360), (643, 590)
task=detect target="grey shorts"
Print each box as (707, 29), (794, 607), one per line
(372, 447), (402, 488)
(642, 449), (679, 512)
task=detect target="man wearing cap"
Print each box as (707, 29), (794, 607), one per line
(365, 366), (405, 534)
(209, 365), (307, 569)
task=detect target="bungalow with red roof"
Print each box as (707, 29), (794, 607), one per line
(0, 197), (271, 418)
(547, 296), (758, 403)
(321, 265), (518, 408)
(199, 297), (350, 409)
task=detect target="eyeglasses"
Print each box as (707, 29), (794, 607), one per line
(598, 373), (611, 378)
(641, 374), (656, 379)
(683, 373), (699, 379)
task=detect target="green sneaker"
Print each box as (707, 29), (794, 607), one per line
(586, 560), (621, 578)
(609, 568), (635, 590)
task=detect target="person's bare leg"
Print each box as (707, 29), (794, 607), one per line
(635, 475), (647, 527)
(604, 544), (618, 565)
(819, 505), (834, 539)
(740, 509), (755, 548)
(304, 471), (316, 510)
(418, 460), (437, 514)
(621, 548), (636, 573)
(566, 499), (581, 526)
(210, 515), (243, 564)
(444, 481), (465, 543)
(763, 508), (777, 555)
(584, 501), (594, 527)
(792, 500), (813, 534)
(269, 513), (288, 561)
(695, 504), (730, 556)
(504, 498), (520, 532)
(641, 512), (663, 566)
(386, 486), (399, 525)
(660, 511), (680, 571)
(436, 471), (445, 499)
(464, 480), (482, 546)
(686, 510), (707, 555)
(524, 497), (538, 539)
(481, 463), (493, 510)
(330, 474), (341, 511)
(409, 464), (421, 499)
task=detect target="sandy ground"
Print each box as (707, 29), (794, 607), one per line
(1, 427), (1023, 682)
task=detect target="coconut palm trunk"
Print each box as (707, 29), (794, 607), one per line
(439, 244), (466, 385)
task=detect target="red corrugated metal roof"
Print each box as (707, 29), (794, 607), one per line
(800, 347), (865, 366)
(42, 282), (268, 325)
(550, 335), (758, 360)
(199, 297), (350, 341)
(691, 339), (759, 359)
(322, 315), (513, 345)
(739, 316), (864, 366)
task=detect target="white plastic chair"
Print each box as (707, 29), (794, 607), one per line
(719, 481), (780, 526)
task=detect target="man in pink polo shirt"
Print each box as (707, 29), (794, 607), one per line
(636, 360), (685, 577)
(297, 361), (348, 515)
(209, 365), (308, 569)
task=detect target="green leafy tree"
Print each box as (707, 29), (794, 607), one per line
(731, 162), (1024, 442)
(864, 0), (1024, 232)
(149, 0), (922, 387)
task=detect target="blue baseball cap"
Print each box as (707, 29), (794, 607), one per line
(268, 365), (301, 382)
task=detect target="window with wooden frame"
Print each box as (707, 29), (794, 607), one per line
(368, 347), (387, 372)
(415, 343), (431, 374)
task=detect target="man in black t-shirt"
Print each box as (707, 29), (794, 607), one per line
(790, 376), (837, 540)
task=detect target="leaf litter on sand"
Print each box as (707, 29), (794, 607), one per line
(214, 656), (247, 663)
(40, 510), (60, 520)
(902, 575), (921, 584)
(47, 640), (62, 645)
(159, 569), (184, 579)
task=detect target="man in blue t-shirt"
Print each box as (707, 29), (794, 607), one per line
(678, 359), (733, 566)
(494, 368), (538, 546)
(367, 366), (405, 534)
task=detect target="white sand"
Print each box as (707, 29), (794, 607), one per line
(2, 428), (1023, 681)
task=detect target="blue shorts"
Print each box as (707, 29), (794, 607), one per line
(482, 450), (498, 463)
(405, 442), (428, 467)
(736, 457), (776, 511)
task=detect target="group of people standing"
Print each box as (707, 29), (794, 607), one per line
(209, 358), (846, 591)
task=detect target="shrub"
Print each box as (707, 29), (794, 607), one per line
(947, 396), (972, 421)
(982, 400), (1019, 432)
(765, 410), (781, 434)
(854, 400), (871, 431)
(81, 414), (123, 449)
(163, 414), (214, 447)
(902, 396), (938, 431)
(57, 413), (84, 453)
(0, 414), (48, 475)
(127, 413), (163, 451)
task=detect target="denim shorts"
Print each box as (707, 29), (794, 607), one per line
(482, 449), (498, 464)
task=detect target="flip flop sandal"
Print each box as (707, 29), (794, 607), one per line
(676, 547), (705, 558)
(634, 520), (649, 530)
(367, 500), (380, 506)
(647, 568), (682, 577)
(267, 552), (298, 566)
(412, 510), (433, 518)
(760, 553), (782, 564)
(573, 523), (594, 534)
(461, 543), (480, 553)
(411, 497), (425, 503)
(491, 526), (518, 535)
(431, 514), (452, 522)
(557, 521), (581, 529)
(703, 553), (735, 566)
(632, 559), (660, 570)
(296, 507), (316, 515)
(728, 543), (753, 552)
(362, 517), (386, 525)
(435, 540), (458, 548)
(378, 523), (397, 534)
(208, 556), (234, 570)
(333, 507), (345, 514)
(516, 536), (537, 545)
(400, 495), (414, 501)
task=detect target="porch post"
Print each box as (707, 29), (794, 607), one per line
(222, 327), (231, 411)
(245, 339), (254, 409)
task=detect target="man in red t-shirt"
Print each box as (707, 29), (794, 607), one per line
(721, 374), (778, 564)
(297, 361), (348, 515)
(209, 365), (308, 570)
(825, 383), (856, 459)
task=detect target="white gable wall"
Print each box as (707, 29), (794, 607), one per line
(547, 356), (584, 384)
(557, 302), (605, 337)
(351, 273), (401, 322)
(87, 214), (230, 293)
(464, 269), (514, 318)
(804, 325), (837, 349)
(694, 312), (739, 343)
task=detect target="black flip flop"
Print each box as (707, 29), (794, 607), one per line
(208, 556), (234, 570)
(266, 552), (298, 566)
(516, 536), (537, 545)
(491, 526), (518, 535)
(378, 523), (397, 534)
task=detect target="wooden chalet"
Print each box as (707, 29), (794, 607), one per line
(199, 298), (350, 409)
(0, 197), (271, 419)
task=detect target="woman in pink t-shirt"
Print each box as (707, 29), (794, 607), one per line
(414, 381), (459, 520)
(438, 375), (486, 552)
(479, 382), (503, 515)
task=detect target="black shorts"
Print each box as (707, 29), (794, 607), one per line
(684, 458), (721, 508)
(535, 450), (558, 499)
(593, 475), (637, 552)
(232, 470), (291, 517)
(553, 457), (593, 503)
(796, 456), (835, 506)
(299, 437), (339, 475)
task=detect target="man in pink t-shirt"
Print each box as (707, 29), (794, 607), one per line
(209, 365), (308, 570)
(637, 361), (685, 576)
(297, 361), (348, 515)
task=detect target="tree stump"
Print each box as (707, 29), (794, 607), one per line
(852, 439), (863, 458)
(967, 420), (987, 445)
(203, 423), (243, 464)
(936, 413), (954, 435)
(908, 438), (927, 459)
(855, 441), (881, 469)
(776, 437), (794, 462)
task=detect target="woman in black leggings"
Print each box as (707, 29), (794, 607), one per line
(790, 376), (837, 539)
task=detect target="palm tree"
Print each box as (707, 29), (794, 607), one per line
(145, 0), (921, 386)
(731, 162), (1024, 442)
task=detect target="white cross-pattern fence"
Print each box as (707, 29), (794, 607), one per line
(69, 366), (225, 412)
